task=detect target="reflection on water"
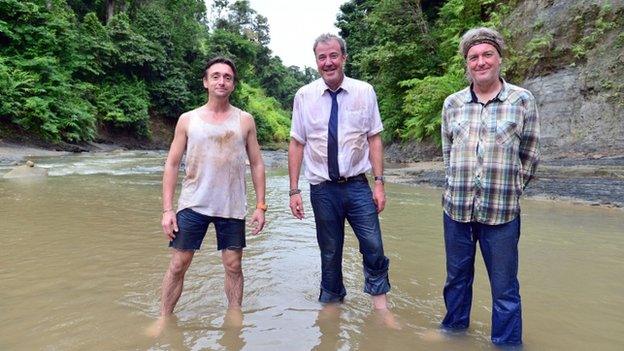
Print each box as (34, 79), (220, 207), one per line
(0, 151), (623, 350)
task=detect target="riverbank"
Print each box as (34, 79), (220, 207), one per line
(0, 141), (127, 166)
(2, 142), (622, 208)
(385, 157), (624, 208)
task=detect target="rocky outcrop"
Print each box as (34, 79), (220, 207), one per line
(384, 138), (441, 163)
(505, 0), (624, 158)
(385, 157), (624, 207)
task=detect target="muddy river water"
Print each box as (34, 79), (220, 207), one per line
(0, 151), (622, 350)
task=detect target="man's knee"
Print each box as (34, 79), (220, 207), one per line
(224, 260), (242, 275)
(222, 250), (243, 275)
(168, 251), (193, 276)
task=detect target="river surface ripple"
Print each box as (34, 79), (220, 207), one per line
(0, 151), (622, 351)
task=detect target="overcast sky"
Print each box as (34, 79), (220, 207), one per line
(205, 0), (348, 69)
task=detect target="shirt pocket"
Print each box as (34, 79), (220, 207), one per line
(495, 117), (520, 146)
(345, 108), (368, 131)
(452, 118), (471, 145)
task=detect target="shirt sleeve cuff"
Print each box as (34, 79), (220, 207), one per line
(290, 132), (306, 145)
(367, 127), (383, 137)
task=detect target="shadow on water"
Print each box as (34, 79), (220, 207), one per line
(0, 151), (622, 350)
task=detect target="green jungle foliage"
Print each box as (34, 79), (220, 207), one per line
(336, 0), (511, 143)
(233, 82), (290, 143)
(5, 1), (617, 146)
(338, 0), (622, 144)
(0, 0), (313, 144)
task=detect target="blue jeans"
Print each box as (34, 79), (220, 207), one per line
(442, 212), (522, 346)
(310, 178), (390, 303)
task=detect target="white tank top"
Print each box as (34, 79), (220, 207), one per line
(177, 107), (247, 219)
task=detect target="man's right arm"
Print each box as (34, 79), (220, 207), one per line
(288, 91), (306, 219)
(288, 138), (305, 219)
(161, 114), (189, 240)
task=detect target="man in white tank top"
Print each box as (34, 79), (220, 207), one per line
(148, 57), (266, 336)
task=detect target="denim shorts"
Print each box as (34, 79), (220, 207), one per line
(169, 208), (246, 251)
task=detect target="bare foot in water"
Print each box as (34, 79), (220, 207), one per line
(420, 329), (447, 342)
(223, 308), (244, 329)
(318, 303), (342, 321)
(145, 316), (173, 338)
(374, 308), (402, 330)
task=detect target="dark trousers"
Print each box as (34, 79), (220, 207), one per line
(310, 179), (390, 303)
(442, 212), (522, 346)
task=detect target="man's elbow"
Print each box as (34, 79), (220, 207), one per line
(289, 138), (305, 152)
(251, 160), (265, 172)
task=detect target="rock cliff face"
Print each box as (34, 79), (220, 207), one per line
(504, 0), (624, 157)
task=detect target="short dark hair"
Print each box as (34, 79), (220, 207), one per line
(203, 56), (238, 81)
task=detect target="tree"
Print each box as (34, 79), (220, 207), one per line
(336, 0), (508, 143)
(0, 0), (310, 144)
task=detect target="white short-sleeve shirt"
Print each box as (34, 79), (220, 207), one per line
(290, 76), (383, 185)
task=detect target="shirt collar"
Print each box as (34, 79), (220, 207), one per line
(464, 78), (510, 104)
(317, 76), (351, 97)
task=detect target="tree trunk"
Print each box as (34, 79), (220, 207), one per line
(404, 0), (436, 52)
(106, 0), (115, 24)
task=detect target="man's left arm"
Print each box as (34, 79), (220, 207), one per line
(244, 113), (266, 234)
(366, 86), (385, 213)
(519, 94), (541, 189)
(368, 133), (386, 213)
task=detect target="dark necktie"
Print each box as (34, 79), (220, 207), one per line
(327, 88), (342, 181)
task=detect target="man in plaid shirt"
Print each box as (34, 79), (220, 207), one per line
(440, 27), (540, 346)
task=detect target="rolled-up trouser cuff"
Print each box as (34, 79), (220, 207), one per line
(319, 285), (346, 303)
(363, 257), (391, 295)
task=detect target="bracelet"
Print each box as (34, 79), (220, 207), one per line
(374, 176), (385, 184)
(162, 208), (174, 213)
(289, 188), (302, 196)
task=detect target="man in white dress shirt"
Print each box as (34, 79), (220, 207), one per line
(288, 34), (393, 316)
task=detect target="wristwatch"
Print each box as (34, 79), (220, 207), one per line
(374, 176), (385, 184)
(256, 203), (268, 211)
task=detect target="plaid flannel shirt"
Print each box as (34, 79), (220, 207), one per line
(441, 80), (540, 225)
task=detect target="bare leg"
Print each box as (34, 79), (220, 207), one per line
(161, 249), (195, 315)
(222, 249), (243, 308)
(372, 293), (389, 310)
(146, 250), (194, 337)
